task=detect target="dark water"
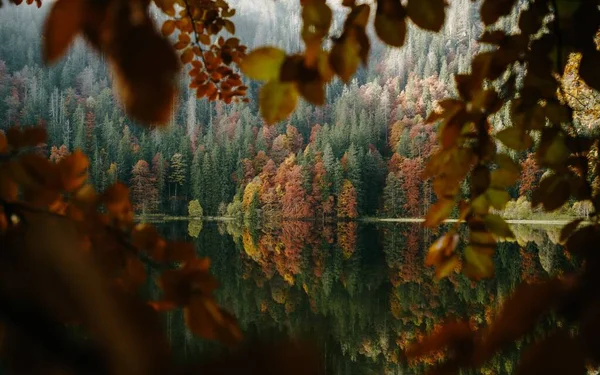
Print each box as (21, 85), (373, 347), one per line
(153, 220), (571, 374)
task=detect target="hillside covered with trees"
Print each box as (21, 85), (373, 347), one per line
(3, 1), (591, 220)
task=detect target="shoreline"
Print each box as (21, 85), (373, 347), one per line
(136, 215), (581, 226)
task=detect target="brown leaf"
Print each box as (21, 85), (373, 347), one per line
(480, 0), (517, 26)
(374, 0), (406, 47)
(565, 225), (600, 258)
(43, 0), (84, 63)
(516, 330), (585, 375)
(329, 31), (362, 82)
(580, 302), (600, 363)
(559, 219), (584, 243)
(0, 131), (7, 153)
(102, 183), (132, 221)
(22, 127), (48, 147)
(534, 173), (570, 212)
(107, 1), (179, 126)
(406, 321), (473, 358)
(164, 241), (196, 263)
(185, 296), (242, 345)
(483, 279), (565, 356)
(579, 50), (600, 92)
(479, 30), (506, 45)
(126, 256), (147, 288)
(406, 0), (445, 32)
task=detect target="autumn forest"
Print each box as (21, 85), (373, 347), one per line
(3, 1), (593, 221)
(2, 0), (600, 374)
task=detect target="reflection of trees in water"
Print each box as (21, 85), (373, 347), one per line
(152, 221), (572, 374)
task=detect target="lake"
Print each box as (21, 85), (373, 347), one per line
(152, 220), (572, 374)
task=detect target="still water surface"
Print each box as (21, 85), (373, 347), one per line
(154, 220), (571, 374)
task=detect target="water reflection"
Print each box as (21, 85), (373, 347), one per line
(153, 220), (572, 374)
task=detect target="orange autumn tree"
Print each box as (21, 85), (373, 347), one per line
(1, 0), (600, 374)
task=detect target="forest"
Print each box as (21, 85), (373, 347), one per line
(3, 1), (594, 220)
(2, 0), (600, 374)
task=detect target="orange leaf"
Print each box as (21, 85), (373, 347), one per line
(58, 150), (89, 192)
(161, 20), (176, 37)
(181, 48), (194, 64)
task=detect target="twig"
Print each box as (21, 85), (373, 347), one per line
(182, 0), (209, 69)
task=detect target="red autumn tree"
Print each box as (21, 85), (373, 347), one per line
(337, 180), (358, 219)
(85, 111), (95, 151)
(388, 152), (403, 175)
(259, 159), (280, 216)
(285, 125), (304, 154)
(49, 144), (70, 163)
(309, 124), (322, 144)
(281, 164), (313, 219)
(520, 153), (541, 199)
(130, 160), (158, 212)
(400, 157), (424, 217)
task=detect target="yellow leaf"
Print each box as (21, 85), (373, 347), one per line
(406, 0), (446, 32)
(490, 168), (519, 188)
(240, 47), (286, 81)
(486, 188), (510, 210)
(464, 246), (494, 280)
(374, 0), (406, 47)
(471, 194), (489, 215)
(484, 214), (514, 238)
(302, 1), (332, 42)
(496, 127), (533, 151)
(538, 132), (569, 168)
(259, 80), (298, 124)
(43, 0), (83, 63)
